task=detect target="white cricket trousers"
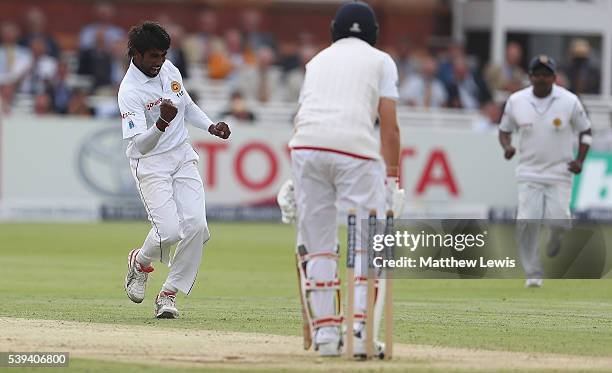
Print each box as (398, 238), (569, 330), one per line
(129, 142), (210, 294)
(517, 181), (571, 279)
(291, 149), (385, 325)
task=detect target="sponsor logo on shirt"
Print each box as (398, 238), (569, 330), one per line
(146, 97), (163, 110)
(171, 81), (181, 93)
(553, 118), (562, 129)
(128, 120), (135, 129)
(121, 111), (135, 119)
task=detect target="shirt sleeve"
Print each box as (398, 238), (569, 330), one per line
(184, 90), (214, 131)
(379, 54), (399, 100)
(118, 89), (147, 140)
(133, 125), (164, 155)
(570, 98), (592, 132)
(499, 98), (518, 132)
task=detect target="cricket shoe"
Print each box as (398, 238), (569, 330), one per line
(313, 326), (342, 357)
(124, 249), (154, 303)
(155, 291), (179, 319)
(352, 323), (385, 359)
(525, 278), (543, 288)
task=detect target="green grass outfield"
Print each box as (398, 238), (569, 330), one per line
(1, 222), (611, 372)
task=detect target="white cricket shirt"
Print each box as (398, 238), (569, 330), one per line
(499, 84), (591, 184)
(118, 59), (213, 158)
(290, 37), (399, 160)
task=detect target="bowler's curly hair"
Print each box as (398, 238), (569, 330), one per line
(127, 21), (170, 57)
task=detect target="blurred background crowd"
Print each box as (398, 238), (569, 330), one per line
(0, 1), (605, 128)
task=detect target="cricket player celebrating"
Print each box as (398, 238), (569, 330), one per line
(119, 22), (230, 318)
(281, 1), (403, 357)
(499, 55), (591, 288)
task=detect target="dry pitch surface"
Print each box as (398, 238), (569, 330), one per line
(2, 317), (612, 372)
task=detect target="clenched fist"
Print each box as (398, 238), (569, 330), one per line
(503, 145), (516, 160)
(157, 99), (177, 131)
(208, 122), (231, 139)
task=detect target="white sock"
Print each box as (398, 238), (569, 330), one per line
(162, 283), (178, 294)
(135, 250), (152, 268)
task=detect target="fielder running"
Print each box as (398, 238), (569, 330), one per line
(278, 1), (404, 357)
(499, 55), (591, 288)
(119, 22), (231, 318)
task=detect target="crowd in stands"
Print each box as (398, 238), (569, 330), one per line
(0, 1), (605, 127)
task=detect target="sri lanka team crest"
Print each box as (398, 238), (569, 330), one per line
(171, 81), (181, 93)
(553, 118), (562, 128)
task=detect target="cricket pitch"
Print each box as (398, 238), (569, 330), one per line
(2, 317), (611, 372)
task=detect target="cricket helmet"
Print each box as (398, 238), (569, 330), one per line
(331, 1), (379, 46)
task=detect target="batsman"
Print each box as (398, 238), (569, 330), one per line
(277, 1), (404, 357)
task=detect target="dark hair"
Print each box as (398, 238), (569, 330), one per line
(127, 21), (171, 57)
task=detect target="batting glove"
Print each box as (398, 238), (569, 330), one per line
(277, 179), (297, 224)
(385, 176), (406, 217)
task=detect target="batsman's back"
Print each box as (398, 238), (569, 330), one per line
(291, 37), (392, 160)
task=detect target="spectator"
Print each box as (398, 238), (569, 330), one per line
(399, 54), (447, 108)
(46, 59), (72, 114)
(484, 41), (527, 93)
(166, 23), (189, 79)
(564, 38), (600, 95)
(21, 35), (57, 96)
(78, 28), (113, 92)
(79, 1), (124, 51)
(437, 40), (467, 89)
(278, 31), (314, 74)
(220, 90), (256, 122)
(207, 28), (255, 80)
(447, 56), (492, 109)
(395, 35), (418, 85)
(284, 45), (317, 103)
(109, 36), (129, 86)
(0, 22), (32, 112)
(240, 9), (277, 53)
(33, 92), (52, 115)
(67, 88), (94, 116)
(184, 9), (223, 66)
(277, 41), (299, 74)
(18, 7), (60, 58)
(236, 46), (282, 103)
